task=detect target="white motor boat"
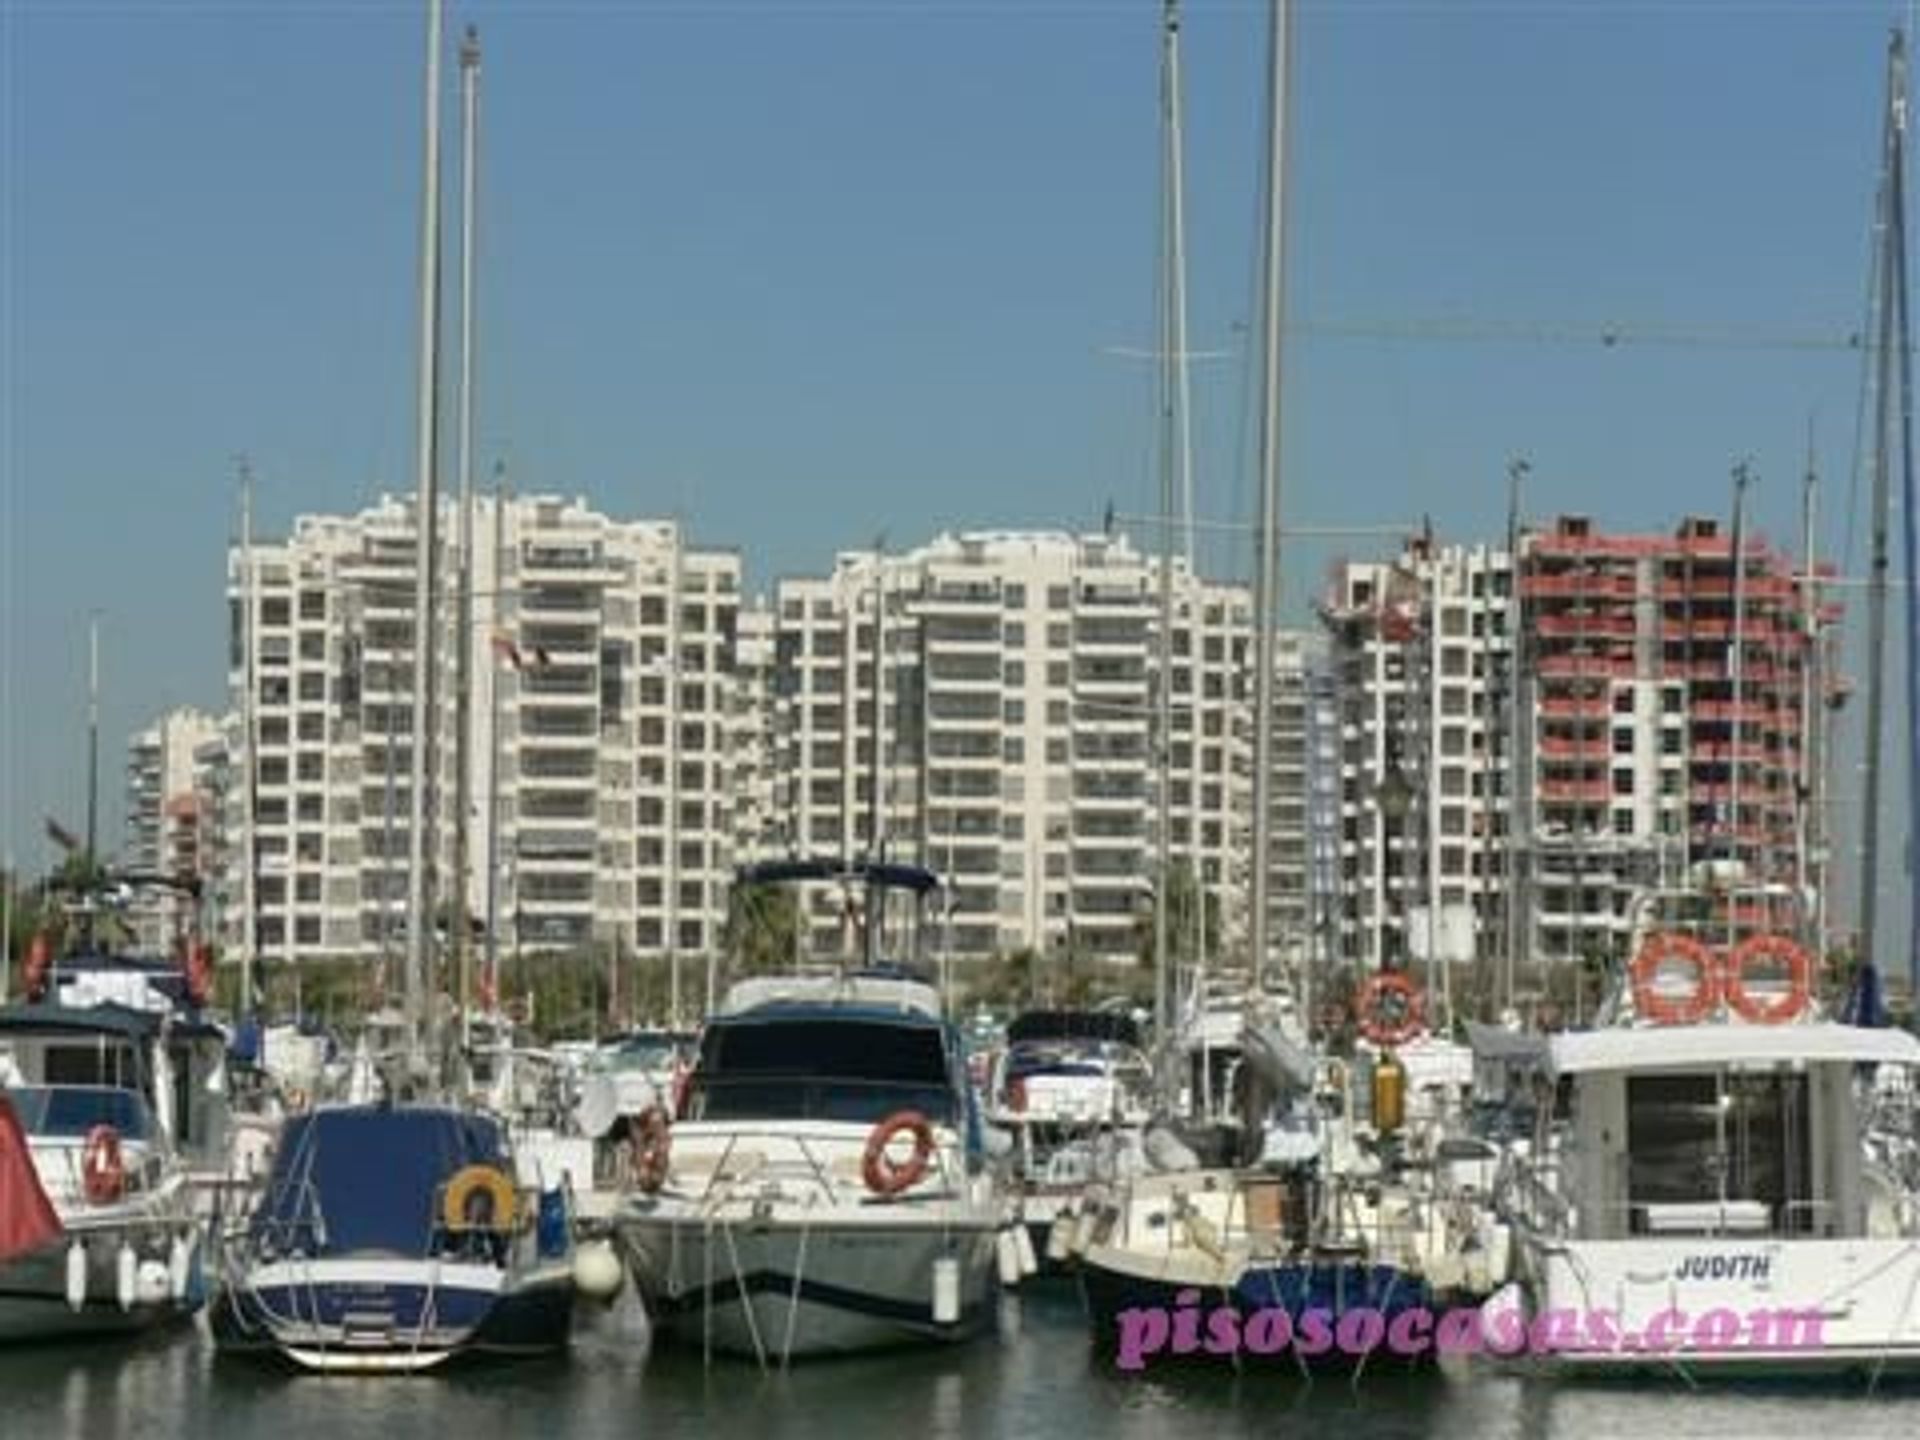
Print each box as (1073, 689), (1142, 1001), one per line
(614, 858), (1018, 1363)
(0, 1004), (205, 1341)
(986, 1009), (1152, 1271)
(1479, 922), (1920, 1378)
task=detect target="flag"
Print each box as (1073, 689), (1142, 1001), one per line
(43, 818), (77, 853)
(0, 1096), (62, 1264)
(490, 634), (550, 671)
(490, 633), (525, 670)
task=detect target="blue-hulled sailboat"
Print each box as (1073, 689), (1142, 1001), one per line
(208, 1104), (576, 1372)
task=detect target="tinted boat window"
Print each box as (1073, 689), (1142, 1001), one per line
(689, 1019), (954, 1125)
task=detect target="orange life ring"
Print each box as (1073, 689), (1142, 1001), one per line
(632, 1105), (672, 1194)
(862, 1110), (934, 1197)
(1723, 934), (1812, 1025)
(185, 942), (212, 1009)
(82, 1125), (125, 1205)
(1354, 971), (1423, 1048)
(1631, 932), (1721, 1025)
(23, 933), (50, 1002)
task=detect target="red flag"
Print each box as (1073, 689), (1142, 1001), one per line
(490, 633), (524, 670)
(0, 1096), (62, 1264)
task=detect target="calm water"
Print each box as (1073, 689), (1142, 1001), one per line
(9, 1283), (1920, 1440)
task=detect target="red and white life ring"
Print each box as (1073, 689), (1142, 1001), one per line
(1723, 934), (1812, 1026)
(861, 1111), (934, 1197)
(1354, 971), (1424, 1048)
(82, 1125), (125, 1206)
(1631, 933), (1721, 1026)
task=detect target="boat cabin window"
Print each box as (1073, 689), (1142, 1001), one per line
(40, 1042), (141, 1090)
(1625, 1069), (1811, 1237)
(6, 1085), (154, 1141)
(687, 1019), (956, 1125)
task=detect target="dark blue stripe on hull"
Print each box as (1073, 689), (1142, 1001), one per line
(645, 1269), (990, 1334)
(1079, 1259), (1436, 1372)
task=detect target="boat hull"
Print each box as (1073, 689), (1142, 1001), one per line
(208, 1257), (576, 1374)
(1513, 1234), (1920, 1379)
(619, 1213), (999, 1360)
(0, 1230), (202, 1344)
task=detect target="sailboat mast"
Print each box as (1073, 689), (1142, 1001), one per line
(865, 538), (884, 968)
(483, 460), (507, 1013)
(1798, 445), (1820, 953)
(1248, 0), (1292, 994)
(1861, 29), (1905, 998)
(1152, 0), (1181, 1059)
(454, 24), (481, 1053)
(85, 612), (99, 866)
(1728, 459), (1753, 949)
(1896, 36), (1920, 1007)
(1502, 458), (1527, 1014)
(404, 0), (447, 1075)
(239, 458), (257, 1016)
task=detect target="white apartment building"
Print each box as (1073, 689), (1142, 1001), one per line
(1320, 538), (1517, 976)
(764, 531), (1319, 968)
(123, 706), (227, 948)
(226, 493), (742, 968)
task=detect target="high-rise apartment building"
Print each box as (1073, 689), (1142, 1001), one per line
(123, 707), (227, 948)
(763, 530), (1317, 969)
(226, 493), (742, 967)
(1319, 514), (1837, 987)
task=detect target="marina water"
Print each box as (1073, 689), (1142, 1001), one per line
(8, 1286), (1920, 1440)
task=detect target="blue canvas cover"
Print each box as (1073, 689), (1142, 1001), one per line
(253, 1106), (507, 1258)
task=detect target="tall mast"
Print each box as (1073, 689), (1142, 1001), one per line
(483, 461), (507, 1014)
(1152, 0), (1182, 1059)
(404, 0), (447, 1076)
(1798, 443), (1821, 953)
(1501, 458), (1527, 1014)
(1727, 459), (1753, 949)
(1247, 0), (1292, 994)
(85, 611), (99, 868)
(865, 539), (885, 968)
(1898, 34), (1920, 1006)
(454, 24), (481, 1052)
(1861, 29), (1905, 996)
(238, 458), (257, 1016)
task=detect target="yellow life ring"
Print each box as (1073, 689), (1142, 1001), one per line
(442, 1164), (518, 1233)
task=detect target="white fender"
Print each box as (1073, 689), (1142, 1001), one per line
(168, 1234), (192, 1301)
(1013, 1223), (1038, 1278)
(572, 1240), (623, 1303)
(136, 1260), (170, 1306)
(65, 1242), (87, 1312)
(995, 1228), (1021, 1287)
(1045, 1213), (1072, 1263)
(116, 1244), (137, 1312)
(931, 1255), (961, 1324)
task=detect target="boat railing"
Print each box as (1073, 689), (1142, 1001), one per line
(1492, 1147), (1576, 1237)
(665, 1119), (968, 1209)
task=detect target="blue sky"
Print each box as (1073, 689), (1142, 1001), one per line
(3, 0), (1913, 958)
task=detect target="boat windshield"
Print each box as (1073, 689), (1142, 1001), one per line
(5, 1085), (154, 1142)
(685, 1017), (957, 1126)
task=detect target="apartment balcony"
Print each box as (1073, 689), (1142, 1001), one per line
(1536, 653), (1634, 681)
(1538, 778), (1612, 803)
(520, 586), (602, 617)
(1533, 612), (1637, 640)
(1520, 571), (1637, 599)
(1538, 737), (1612, 761)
